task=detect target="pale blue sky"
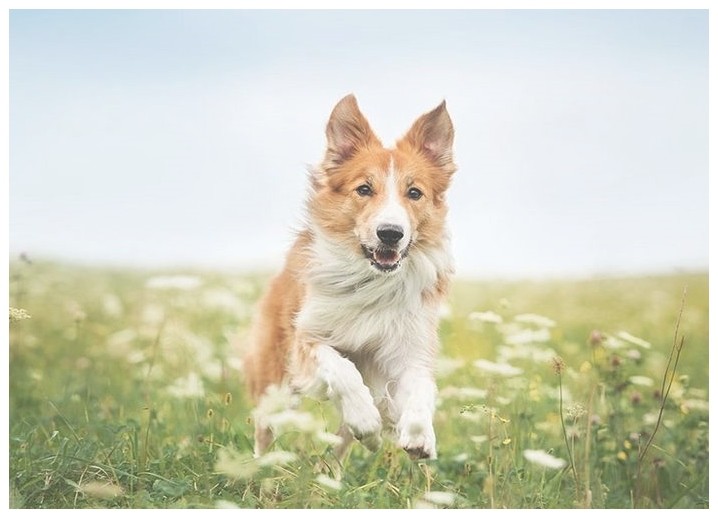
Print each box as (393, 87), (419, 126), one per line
(9, 9), (708, 277)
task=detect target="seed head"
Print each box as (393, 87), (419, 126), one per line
(566, 403), (587, 419)
(9, 307), (31, 323)
(588, 329), (605, 347)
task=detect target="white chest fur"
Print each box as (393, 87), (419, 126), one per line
(295, 233), (451, 372)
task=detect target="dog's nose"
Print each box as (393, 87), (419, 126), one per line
(377, 224), (404, 246)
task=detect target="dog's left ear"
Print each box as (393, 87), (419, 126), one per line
(398, 101), (455, 174)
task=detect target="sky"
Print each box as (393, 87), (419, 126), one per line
(8, 9), (709, 278)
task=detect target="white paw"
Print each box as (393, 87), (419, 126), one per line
(397, 412), (436, 459)
(342, 399), (383, 451)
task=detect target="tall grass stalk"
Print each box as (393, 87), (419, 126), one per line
(634, 289), (687, 505)
(553, 357), (582, 506)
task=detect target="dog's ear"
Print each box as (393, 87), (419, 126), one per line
(324, 94), (382, 167)
(398, 100), (455, 174)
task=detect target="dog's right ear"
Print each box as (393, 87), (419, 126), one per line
(324, 94), (382, 167)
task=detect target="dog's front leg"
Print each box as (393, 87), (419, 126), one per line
(393, 369), (438, 459)
(294, 343), (382, 452)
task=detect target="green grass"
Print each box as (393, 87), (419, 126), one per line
(8, 259), (709, 508)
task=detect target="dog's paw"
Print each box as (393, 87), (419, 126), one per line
(342, 400), (383, 451)
(397, 413), (436, 460)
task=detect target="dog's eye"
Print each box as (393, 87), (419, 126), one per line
(356, 184), (373, 197)
(407, 187), (424, 200)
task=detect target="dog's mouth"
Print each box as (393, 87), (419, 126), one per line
(361, 244), (409, 273)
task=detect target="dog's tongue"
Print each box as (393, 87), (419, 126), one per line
(374, 249), (400, 267)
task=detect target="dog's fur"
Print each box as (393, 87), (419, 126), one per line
(243, 94), (456, 460)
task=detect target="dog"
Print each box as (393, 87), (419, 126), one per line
(243, 94), (456, 461)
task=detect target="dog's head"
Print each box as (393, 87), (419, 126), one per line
(310, 94), (456, 273)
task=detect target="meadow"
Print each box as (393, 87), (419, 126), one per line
(8, 258), (709, 509)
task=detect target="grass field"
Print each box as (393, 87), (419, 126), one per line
(8, 259), (709, 508)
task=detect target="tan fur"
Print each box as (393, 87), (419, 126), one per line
(243, 94), (456, 457)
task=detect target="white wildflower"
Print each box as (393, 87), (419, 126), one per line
(315, 431), (344, 447)
(253, 384), (299, 421)
(101, 294), (124, 317)
(10, 307), (31, 323)
(439, 386), (487, 401)
(468, 311), (503, 324)
(251, 385), (325, 436)
(616, 331), (651, 349)
(77, 481), (124, 499)
(503, 327), (551, 345)
(146, 275), (202, 290)
(215, 448), (298, 480)
(201, 360), (223, 382)
(643, 412), (675, 429)
(625, 349), (642, 361)
(315, 474), (343, 491)
(225, 354), (244, 373)
(514, 313), (556, 328)
(474, 359), (523, 376)
(566, 403), (587, 419)
(256, 450), (297, 468)
(264, 409), (321, 434)
(629, 375), (654, 387)
(470, 435), (489, 444)
(682, 399), (708, 412)
(497, 343), (558, 363)
(215, 448), (258, 480)
(166, 372), (205, 399)
(215, 500), (240, 509)
(523, 449), (567, 469)
(436, 357), (465, 378)
(602, 335), (626, 349)
(421, 491), (457, 506)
